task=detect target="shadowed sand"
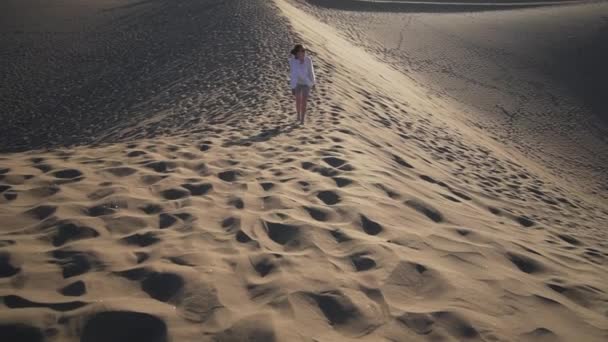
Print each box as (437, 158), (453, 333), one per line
(305, 0), (589, 12)
(1, 0), (607, 341)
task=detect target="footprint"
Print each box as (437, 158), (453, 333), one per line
(218, 170), (241, 182)
(397, 312), (434, 335)
(59, 280), (86, 296)
(87, 204), (117, 217)
(142, 161), (176, 173)
(161, 188), (189, 200)
(135, 252), (149, 264)
(516, 216), (535, 227)
(297, 180), (310, 192)
(115, 267), (151, 281)
(251, 256), (275, 277)
(359, 214), (383, 235)
(178, 282), (222, 323)
(450, 189), (471, 201)
(301, 162), (315, 170)
(159, 213), (178, 229)
(32, 164), (52, 173)
(351, 254), (376, 271)
(338, 163), (354, 171)
(330, 229), (351, 243)
(87, 187), (116, 201)
(383, 261), (445, 305)
(323, 157), (346, 168)
(488, 207), (501, 215)
(441, 194), (460, 203)
(102, 167), (137, 177)
(332, 177), (352, 187)
(317, 190), (341, 205)
(140, 204), (163, 215)
(81, 311), (168, 342)
(52, 169), (83, 179)
(2, 294), (86, 311)
(303, 163), (339, 178)
(3, 191), (17, 201)
(121, 232), (160, 247)
(260, 182), (275, 191)
(127, 150), (147, 157)
(228, 197), (244, 209)
(174, 213), (193, 223)
(545, 282), (603, 309)
(405, 199), (443, 223)
(556, 234), (581, 246)
(49, 222), (99, 247)
(0, 323), (43, 342)
(167, 256), (194, 267)
(51, 250), (99, 278)
(308, 291), (360, 326)
(24, 205), (57, 220)
(221, 217), (241, 233)
(304, 206), (330, 222)
(141, 272), (184, 302)
(236, 230), (253, 243)
(262, 221), (299, 245)
(431, 311), (479, 339)
(420, 175), (437, 184)
(506, 252), (544, 274)
(0, 252), (20, 278)
(140, 174), (166, 185)
(375, 183), (400, 199)
(392, 154), (414, 168)
(27, 184), (60, 198)
(520, 327), (558, 341)
(181, 183), (212, 196)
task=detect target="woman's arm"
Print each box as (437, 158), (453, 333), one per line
(309, 57), (316, 86)
(289, 58), (297, 90)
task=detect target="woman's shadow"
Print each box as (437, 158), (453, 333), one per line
(222, 122), (299, 147)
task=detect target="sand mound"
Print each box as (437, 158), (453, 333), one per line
(1, 0), (607, 341)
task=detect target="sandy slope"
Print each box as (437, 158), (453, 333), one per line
(292, 0), (608, 195)
(0, 0), (293, 152)
(1, 0), (607, 341)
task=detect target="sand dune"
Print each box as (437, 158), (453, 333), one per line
(294, 0), (608, 194)
(1, 0), (607, 341)
(305, 0), (587, 12)
(0, 0), (293, 152)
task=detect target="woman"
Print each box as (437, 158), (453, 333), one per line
(289, 44), (316, 125)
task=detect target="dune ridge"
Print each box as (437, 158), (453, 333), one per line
(304, 0), (590, 12)
(1, 0), (607, 341)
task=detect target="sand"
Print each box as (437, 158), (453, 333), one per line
(292, 0), (608, 194)
(1, 0), (607, 341)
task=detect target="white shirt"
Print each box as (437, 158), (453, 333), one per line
(289, 56), (316, 89)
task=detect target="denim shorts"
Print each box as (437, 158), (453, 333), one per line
(295, 84), (310, 97)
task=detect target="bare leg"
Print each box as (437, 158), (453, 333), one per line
(301, 94), (308, 124)
(295, 91), (301, 122)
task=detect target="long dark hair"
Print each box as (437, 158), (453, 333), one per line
(290, 44), (305, 57)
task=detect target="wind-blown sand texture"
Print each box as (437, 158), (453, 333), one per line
(1, 0), (607, 341)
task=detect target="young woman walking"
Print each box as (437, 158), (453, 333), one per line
(289, 44), (316, 125)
